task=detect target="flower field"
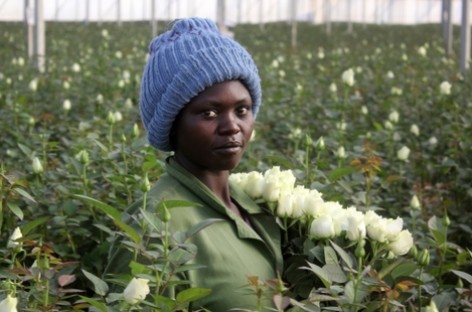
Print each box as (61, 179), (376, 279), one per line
(1, 21), (472, 311)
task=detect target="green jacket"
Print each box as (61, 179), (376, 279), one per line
(107, 157), (283, 311)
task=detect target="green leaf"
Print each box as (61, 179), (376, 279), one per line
(73, 194), (120, 219)
(330, 240), (354, 270)
(7, 202), (23, 220)
(391, 261), (417, 280)
(78, 296), (107, 312)
(81, 269), (109, 296)
(428, 216), (447, 245)
(22, 216), (49, 236)
(323, 263), (347, 283)
(324, 246), (338, 265)
(378, 258), (405, 280)
(17, 143), (32, 157)
(74, 194), (141, 244)
(140, 209), (163, 233)
(301, 262), (332, 288)
(176, 287), (212, 303)
(328, 166), (357, 182)
(451, 269), (472, 285)
(186, 218), (224, 238)
(12, 187), (36, 203)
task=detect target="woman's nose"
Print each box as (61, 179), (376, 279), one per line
(218, 113), (240, 135)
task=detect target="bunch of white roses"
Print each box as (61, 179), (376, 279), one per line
(230, 166), (414, 256)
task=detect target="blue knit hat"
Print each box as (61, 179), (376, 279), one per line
(139, 17), (262, 151)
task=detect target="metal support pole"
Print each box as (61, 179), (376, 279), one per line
(291, 0), (297, 49)
(117, 0), (122, 26)
(325, 0), (331, 35)
(460, 0), (471, 71)
(259, 0), (264, 30)
(34, 0), (45, 72)
(217, 0), (226, 32)
(151, 0), (157, 37)
(347, 0), (352, 33)
(442, 0), (453, 57)
(25, 0), (34, 60)
(85, 0), (90, 23)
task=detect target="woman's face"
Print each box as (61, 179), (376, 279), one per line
(173, 80), (254, 174)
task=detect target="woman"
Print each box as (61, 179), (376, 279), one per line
(107, 18), (283, 311)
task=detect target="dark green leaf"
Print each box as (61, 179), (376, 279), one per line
(176, 287), (212, 303)
(7, 202), (23, 220)
(22, 216), (49, 236)
(81, 269), (109, 296)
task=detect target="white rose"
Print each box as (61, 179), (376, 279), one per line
(7, 227), (23, 250)
(384, 217), (404, 241)
(63, 99), (72, 111)
(341, 68), (355, 87)
(123, 277), (150, 304)
(386, 71), (394, 79)
(329, 82), (337, 93)
(302, 190), (325, 218)
(428, 136), (438, 146)
(367, 218), (389, 242)
(397, 146), (410, 161)
(29, 78), (38, 91)
(290, 186), (309, 219)
(418, 46), (427, 57)
(425, 301), (439, 312)
(388, 230), (414, 256)
(310, 215), (336, 239)
(71, 63), (81, 72)
(439, 81), (451, 95)
(361, 105), (368, 115)
(410, 195), (421, 210)
(388, 110), (399, 123)
(245, 172), (265, 199)
(124, 98), (133, 109)
(96, 93), (104, 104)
(344, 207), (366, 241)
(410, 124), (420, 136)
(114, 111), (123, 122)
(384, 120), (394, 130)
(32, 157), (43, 174)
(0, 295), (18, 312)
(336, 146), (346, 159)
(277, 191), (294, 218)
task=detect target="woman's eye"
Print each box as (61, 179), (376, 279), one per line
(202, 110), (217, 118)
(237, 106), (250, 115)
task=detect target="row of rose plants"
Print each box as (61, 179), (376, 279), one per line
(1, 21), (472, 310)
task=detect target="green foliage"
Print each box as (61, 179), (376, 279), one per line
(0, 21), (471, 310)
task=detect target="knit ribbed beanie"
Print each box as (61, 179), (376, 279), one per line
(139, 17), (262, 151)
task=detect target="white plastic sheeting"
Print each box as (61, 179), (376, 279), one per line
(0, 0), (466, 25)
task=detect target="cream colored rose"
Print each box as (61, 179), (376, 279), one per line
(342, 68), (355, 86)
(389, 110), (400, 123)
(32, 157), (43, 174)
(410, 195), (421, 210)
(7, 227), (23, 250)
(0, 295), (18, 312)
(410, 124), (420, 136)
(245, 171), (265, 199)
(439, 81), (451, 95)
(388, 230), (414, 256)
(344, 207), (366, 241)
(277, 191), (294, 218)
(397, 146), (410, 161)
(310, 215), (336, 239)
(123, 277), (150, 304)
